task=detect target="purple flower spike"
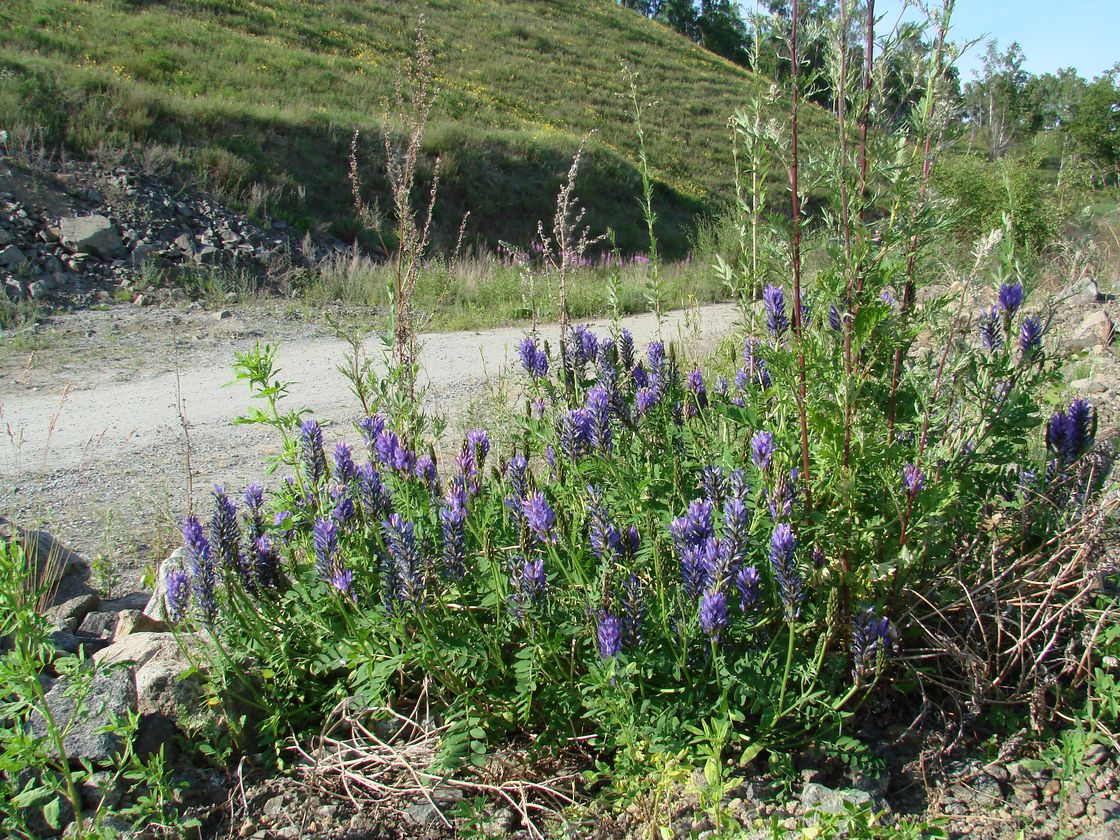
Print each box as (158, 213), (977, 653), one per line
(852, 607), (893, 682)
(515, 554), (547, 608)
(1019, 315), (1043, 355)
(383, 514), (424, 606)
(902, 463), (924, 495)
(769, 523), (802, 621)
(998, 281), (1024, 314)
(978, 306), (1002, 353)
(164, 568), (191, 622)
(751, 430), (774, 471)
(828, 303), (843, 332)
(763, 284), (789, 338)
(618, 329), (635, 371)
(358, 415), (386, 450)
(597, 612), (622, 659)
(518, 336), (549, 378)
(523, 491), (557, 544)
(735, 566), (760, 611)
(210, 486), (242, 583)
(182, 515), (216, 624)
(300, 419), (327, 487)
(330, 443), (354, 485)
(312, 517), (338, 581)
(636, 386), (658, 416)
(331, 567), (357, 603)
(699, 589), (729, 640)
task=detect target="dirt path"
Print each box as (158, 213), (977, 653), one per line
(1, 302), (740, 589)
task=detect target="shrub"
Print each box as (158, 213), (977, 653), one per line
(164, 216), (1110, 793)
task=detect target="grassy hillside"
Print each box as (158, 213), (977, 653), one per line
(0, 0), (826, 256)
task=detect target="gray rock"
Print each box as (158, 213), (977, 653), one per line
(1072, 824), (1120, 840)
(405, 786), (463, 826)
(45, 593), (101, 633)
(1069, 276), (1104, 305)
(101, 592), (151, 613)
(1068, 311), (1115, 353)
(28, 280), (49, 299)
(0, 244), (26, 268)
(30, 667), (137, 765)
(49, 629), (109, 657)
(96, 631), (203, 726)
(58, 215), (123, 259)
(799, 782), (875, 816)
(78, 610), (120, 640)
(0, 228), (14, 246)
(0, 518), (91, 583)
(144, 548), (188, 623)
(1072, 376), (1111, 394)
(109, 609), (167, 642)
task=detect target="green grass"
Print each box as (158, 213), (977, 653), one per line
(0, 0), (830, 257)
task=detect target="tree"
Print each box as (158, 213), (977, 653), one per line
(1066, 74), (1120, 183)
(962, 40), (1031, 158)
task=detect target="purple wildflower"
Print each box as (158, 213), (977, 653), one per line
(828, 303), (843, 332)
(357, 462), (390, 521)
(523, 491), (557, 544)
(763, 284), (789, 339)
(300, 419), (327, 487)
(852, 607), (893, 682)
(518, 336), (549, 378)
(312, 517), (338, 581)
(415, 453), (439, 496)
(686, 369), (708, 413)
(210, 486), (242, 583)
(164, 568), (191, 622)
(440, 496), (467, 581)
(244, 482), (266, 543)
(383, 514), (424, 605)
(998, 281), (1024, 315)
(902, 463), (924, 495)
(670, 499), (715, 553)
(334, 443), (357, 485)
(597, 612), (623, 659)
(618, 329), (635, 371)
(769, 523), (802, 620)
(253, 535), (283, 591)
(751, 430), (774, 471)
(701, 465), (726, 510)
(621, 573), (644, 647)
(1069, 398), (1096, 457)
(515, 554), (547, 608)
(978, 306), (1002, 353)
(699, 589), (729, 639)
(735, 566), (760, 611)
(723, 498), (750, 569)
(587, 386), (613, 451)
(635, 386), (658, 416)
(559, 407), (595, 458)
(330, 567), (356, 603)
(358, 415), (386, 452)
(1019, 315), (1043, 356)
(587, 486), (620, 562)
(182, 515), (216, 624)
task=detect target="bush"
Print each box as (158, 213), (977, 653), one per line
(161, 218), (1111, 798)
(933, 152), (1066, 252)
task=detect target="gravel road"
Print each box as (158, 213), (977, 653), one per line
(1, 302), (740, 588)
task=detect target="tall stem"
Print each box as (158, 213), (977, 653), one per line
(790, 0), (813, 515)
(887, 1), (954, 442)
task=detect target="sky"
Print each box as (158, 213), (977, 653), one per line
(875, 1), (1119, 81)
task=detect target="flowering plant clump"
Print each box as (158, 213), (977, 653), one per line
(176, 240), (1102, 779)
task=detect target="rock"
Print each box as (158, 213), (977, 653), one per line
(78, 610), (121, 640)
(101, 592), (151, 612)
(799, 782), (876, 815)
(984, 763), (1011, 783)
(1072, 377), (1111, 394)
(1072, 825), (1120, 840)
(131, 242), (161, 266)
(58, 215), (123, 259)
(49, 629), (109, 657)
(45, 593), (101, 633)
(109, 609), (167, 642)
(405, 786), (463, 826)
(96, 631), (203, 727)
(1069, 311), (1115, 353)
(79, 770), (123, 811)
(0, 243), (26, 268)
(144, 548), (189, 623)
(1070, 276), (1104, 305)
(30, 667), (137, 765)
(28, 280), (49, 299)
(0, 518), (91, 583)
(1085, 743), (1110, 765)
(0, 229), (14, 246)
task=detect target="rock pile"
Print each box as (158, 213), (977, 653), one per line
(0, 141), (357, 308)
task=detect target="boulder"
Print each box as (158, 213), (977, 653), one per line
(58, 215), (123, 259)
(30, 667), (137, 765)
(0, 519), (96, 608)
(45, 593), (101, 633)
(1068, 310), (1115, 353)
(0, 243), (25, 268)
(143, 548), (188, 623)
(78, 610), (121, 640)
(49, 629), (109, 658)
(109, 609), (167, 642)
(95, 632), (204, 727)
(800, 782), (877, 816)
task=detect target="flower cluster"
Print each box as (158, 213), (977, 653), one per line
(1046, 398), (1096, 465)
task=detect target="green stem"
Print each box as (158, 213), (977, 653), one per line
(777, 619), (796, 716)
